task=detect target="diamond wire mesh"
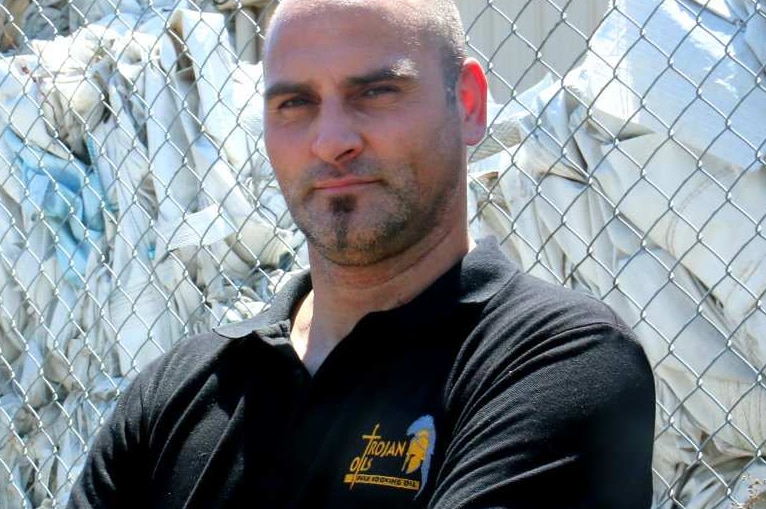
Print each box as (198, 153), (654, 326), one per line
(0, 0), (764, 507)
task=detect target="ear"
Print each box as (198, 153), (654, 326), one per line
(457, 58), (488, 146)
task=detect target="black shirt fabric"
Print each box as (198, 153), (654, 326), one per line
(67, 237), (656, 509)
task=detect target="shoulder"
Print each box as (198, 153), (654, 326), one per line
(436, 274), (656, 509)
(446, 269), (655, 439)
(459, 237), (627, 338)
(481, 269), (636, 346)
(450, 270), (651, 397)
(129, 328), (249, 410)
(130, 270), (310, 406)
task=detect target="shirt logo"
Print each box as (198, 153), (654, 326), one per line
(343, 415), (436, 497)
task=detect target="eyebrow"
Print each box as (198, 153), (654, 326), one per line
(263, 82), (314, 102)
(264, 60), (420, 102)
(345, 61), (420, 88)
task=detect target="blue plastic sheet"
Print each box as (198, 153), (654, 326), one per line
(4, 129), (108, 287)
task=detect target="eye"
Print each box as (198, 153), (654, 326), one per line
(360, 85), (399, 99)
(278, 96), (313, 109)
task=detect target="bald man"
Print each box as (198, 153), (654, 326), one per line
(67, 1), (655, 508)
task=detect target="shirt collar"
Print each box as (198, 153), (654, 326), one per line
(214, 236), (518, 340)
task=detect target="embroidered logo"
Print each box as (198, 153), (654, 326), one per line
(343, 415), (436, 497)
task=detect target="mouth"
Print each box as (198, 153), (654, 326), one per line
(313, 177), (379, 193)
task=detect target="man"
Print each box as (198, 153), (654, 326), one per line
(67, 0), (656, 508)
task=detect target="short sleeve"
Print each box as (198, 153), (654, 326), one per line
(429, 321), (656, 509)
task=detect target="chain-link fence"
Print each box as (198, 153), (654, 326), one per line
(0, 0), (764, 507)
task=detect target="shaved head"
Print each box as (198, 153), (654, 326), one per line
(261, 0), (488, 267)
(265, 0), (468, 103)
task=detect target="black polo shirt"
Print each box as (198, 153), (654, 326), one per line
(68, 237), (655, 509)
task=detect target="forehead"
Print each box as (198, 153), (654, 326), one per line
(269, 0), (420, 38)
(263, 2), (436, 85)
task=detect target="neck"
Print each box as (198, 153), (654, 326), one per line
(291, 225), (473, 374)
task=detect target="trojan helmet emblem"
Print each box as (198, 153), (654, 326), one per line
(401, 415), (436, 496)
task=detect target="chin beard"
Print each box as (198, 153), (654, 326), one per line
(299, 194), (416, 267)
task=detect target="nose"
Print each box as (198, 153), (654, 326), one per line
(311, 99), (363, 165)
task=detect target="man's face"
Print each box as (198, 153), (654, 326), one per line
(263, 2), (469, 266)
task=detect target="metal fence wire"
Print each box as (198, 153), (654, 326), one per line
(0, 0), (765, 507)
